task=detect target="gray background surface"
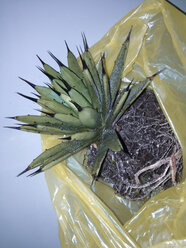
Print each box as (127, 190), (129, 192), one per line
(1, 0), (185, 248)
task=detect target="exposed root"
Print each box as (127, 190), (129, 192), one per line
(170, 154), (177, 186)
(86, 90), (183, 201)
(134, 150), (181, 185)
(125, 149), (182, 200)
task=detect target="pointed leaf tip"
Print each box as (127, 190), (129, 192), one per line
(4, 126), (20, 130)
(60, 136), (71, 140)
(79, 45), (84, 54)
(36, 66), (55, 81)
(48, 51), (63, 67)
(19, 77), (36, 89)
(70, 100), (82, 112)
(101, 52), (105, 59)
(126, 26), (133, 42)
(81, 32), (89, 51)
(76, 46), (83, 59)
(5, 116), (15, 120)
(81, 57), (88, 70)
(17, 167), (30, 177)
(148, 68), (166, 80)
(32, 92), (40, 98)
(64, 40), (70, 52)
(27, 167), (42, 177)
(76, 46), (81, 56)
(17, 92), (38, 102)
(76, 46), (84, 65)
(36, 55), (45, 66)
(126, 78), (134, 91)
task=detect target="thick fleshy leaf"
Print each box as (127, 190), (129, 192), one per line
(37, 99), (77, 116)
(52, 79), (68, 90)
(39, 137), (96, 175)
(60, 94), (79, 113)
(109, 27), (132, 104)
(82, 51), (102, 97)
(17, 123), (90, 135)
(41, 138), (94, 172)
(17, 124), (72, 135)
(15, 115), (63, 126)
(65, 41), (84, 79)
(61, 130), (98, 141)
(13, 32), (164, 180)
(14, 113), (92, 134)
(59, 64), (89, 98)
(91, 143), (108, 178)
(103, 129), (122, 152)
(19, 78), (64, 104)
(107, 88), (129, 125)
(51, 80), (68, 95)
(82, 66), (101, 111)
(114, 78), (151, 124)
(98, 54), (111, 121)
(26, 141), (69, 170)
(35, 86), (64, 103)
(54, 113), (83, 127)
(69, 88), (92, 108)
(81, 34), (102, 100)
(19, 138), (96, 176)
(113, 90), (129, 117)
(37, 55), (61, 79)
(78, 107), (101, 129)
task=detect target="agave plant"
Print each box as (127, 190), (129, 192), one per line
(8, 27), (162, 182)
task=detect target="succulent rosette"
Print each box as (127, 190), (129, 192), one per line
(8, 27), (162, 183)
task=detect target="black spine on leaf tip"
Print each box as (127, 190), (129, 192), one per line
(17, 92), (38, 103)
(6, 116), (16, 120)
(148, 68), (166, 80)
(126, 26), (133, 42)
(32, 92), (40, 98)
(36, 55), (45, 66)
(44, 82), (50, 87)
(79, 46), (84, 54)
(101, 52), (105, 61)
(17, 167), (30, 177)
(19, 77), (36, 89)
(126, 79), (134, 91)
(4, 126), (21, 130)
(61, 136), (71, 140)
(101, 54), (106, 75)
(76, 46), (83, 61)
(22, 124), (37, 128)
(61, 79), (71, 92)
(71, 101), (82, 112)
(48, 51), (64, 68)
(64, 40), (70, 52)
(48, 84), (61, 96)
(37, 66), (55, 81)
(76, 46), (81, 57)
(27, 167), (42, 177)
(55, 81), (69, 94)
(102, 64), (106, 75)
(76, 46), (85, 68)
(81, 32), (89, 51)
(82, 58), (88, 71)
(37, 109), (55, 117)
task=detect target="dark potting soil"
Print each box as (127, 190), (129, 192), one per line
(86, 89), (183, 201)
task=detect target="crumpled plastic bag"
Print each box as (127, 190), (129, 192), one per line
(42, 0), (186, 247)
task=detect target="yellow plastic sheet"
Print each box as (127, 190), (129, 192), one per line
(42, 0), (186, 247)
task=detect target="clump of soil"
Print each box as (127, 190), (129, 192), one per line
(86, 90), (182, 201)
